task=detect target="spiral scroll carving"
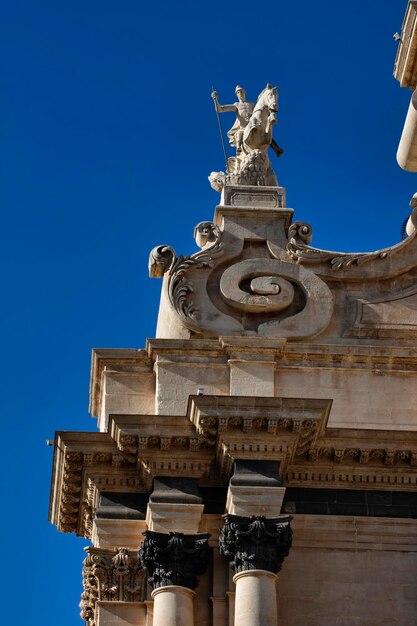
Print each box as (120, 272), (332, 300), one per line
(220, 259), (296, 313)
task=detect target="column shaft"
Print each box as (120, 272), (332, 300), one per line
(233, 570), (278, 626)
(152, 586), (195, 626)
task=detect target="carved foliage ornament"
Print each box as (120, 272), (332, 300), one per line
(58, 449), (137, 536)
(219, 514), (292, 574)
(286, 216), (417, 273)
(80, 548), (146, 626)
(140, 531), (210, 590)
(149, 222), (224, 328)
(308, 446), (417, 466)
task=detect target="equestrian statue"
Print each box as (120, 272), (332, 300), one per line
(210, 84), (283, 190)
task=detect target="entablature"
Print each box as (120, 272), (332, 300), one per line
(50, 395), (417, 539)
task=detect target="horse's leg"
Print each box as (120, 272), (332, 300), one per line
(270, 139), (284, 157)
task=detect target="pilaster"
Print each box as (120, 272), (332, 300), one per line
(80, 547), (147, 626)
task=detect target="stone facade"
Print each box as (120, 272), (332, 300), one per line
(49, 172), (417, 624)
(49, 8), (417, 623)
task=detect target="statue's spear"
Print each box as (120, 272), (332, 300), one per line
(211, 85), (228, 168)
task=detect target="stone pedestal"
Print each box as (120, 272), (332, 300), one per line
(151, 586), (195, 626)
(233, 570), (278, 626)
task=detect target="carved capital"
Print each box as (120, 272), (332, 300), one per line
(140, 531), (210, 590)
(219, 514), (292, 574)
(80, 547), (146, 626)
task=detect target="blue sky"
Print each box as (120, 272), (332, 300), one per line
(1, 1), (415, 623)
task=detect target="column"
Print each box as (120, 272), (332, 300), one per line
(140, 530), (210, 626)
(219, 514), (292, 626)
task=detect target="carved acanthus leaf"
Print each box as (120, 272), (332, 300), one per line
(140, 531), (210, 590)
(80, 547), (147, 625)
(307, 446), (417, 467)
(219, 514), (292, 574)
(166, 222), (224, 326)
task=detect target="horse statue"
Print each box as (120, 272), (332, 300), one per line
(243, 84), (279, 154)
(209, 83), (282, 189)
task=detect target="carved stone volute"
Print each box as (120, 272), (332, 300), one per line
(219, 514), (292, 574)
(140, 531), (210, 590)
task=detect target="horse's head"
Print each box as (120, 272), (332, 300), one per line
(264, 84), (278, 113)
(244, 84), (279, 150)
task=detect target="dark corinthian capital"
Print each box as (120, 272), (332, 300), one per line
(140, 531), (210, 590)
(219, 514), (292, 574)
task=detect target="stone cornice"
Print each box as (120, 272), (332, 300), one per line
(50, 396), (417, 539)
(109, 414), (214, 483)
(187, 395), (417, 488)
(146, 338), (226, 360)
(278, 342), (417, 371)
(49, 431), (145, 537)
(188, 394), (332, 479)
(88, 342), (417, 428)
(149, 338), (417, 370)
(287, 424), (417, 490)
(394, 0), (417, 89)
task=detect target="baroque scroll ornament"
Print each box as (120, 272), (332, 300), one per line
(149, 222), (224, 328)
(286, 217), (417, 271)
(149, 215), (334, 338)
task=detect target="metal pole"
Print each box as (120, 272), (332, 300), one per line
(212, 85), (228, 168)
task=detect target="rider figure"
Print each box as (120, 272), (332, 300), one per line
(211, 85), (284, 158)
(211, 85), (254, 154)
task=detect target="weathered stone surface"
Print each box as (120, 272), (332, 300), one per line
(277, 515), (417, 626)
